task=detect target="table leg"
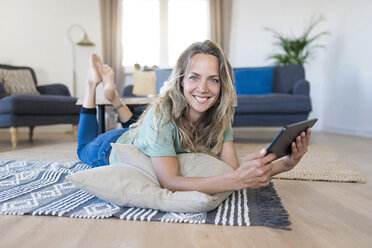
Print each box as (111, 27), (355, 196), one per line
(98, 105), (105, 134)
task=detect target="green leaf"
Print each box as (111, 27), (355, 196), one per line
(265, 16), (330, 65)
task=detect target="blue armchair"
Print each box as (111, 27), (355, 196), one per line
(0, 64), (81, 147)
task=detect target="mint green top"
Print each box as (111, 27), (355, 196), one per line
(109, 106), (233, 164)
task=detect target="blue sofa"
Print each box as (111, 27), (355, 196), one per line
(232, 65), (311, 126)
(0, 64), (81, 147)
(122, 65), (311, 127)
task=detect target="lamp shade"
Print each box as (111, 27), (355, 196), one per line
(77, 34), (95, 46)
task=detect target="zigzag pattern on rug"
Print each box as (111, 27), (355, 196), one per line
(0, 159), (291, 230)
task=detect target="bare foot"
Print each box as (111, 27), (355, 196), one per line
(88, 53), (103, 86)
(99, 64), (118, 102)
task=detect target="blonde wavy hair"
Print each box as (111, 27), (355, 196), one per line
(130, 40), (237, 156)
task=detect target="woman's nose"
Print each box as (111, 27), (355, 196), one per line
(197, 80), (208, 92)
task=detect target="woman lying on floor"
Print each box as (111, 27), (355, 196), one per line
(77, 40), (312, 195)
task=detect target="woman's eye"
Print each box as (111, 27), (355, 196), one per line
(189, 76), (197, 80)
(209, 78), (219, 83)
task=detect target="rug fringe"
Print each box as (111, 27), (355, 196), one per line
(257, 182), (291, 230)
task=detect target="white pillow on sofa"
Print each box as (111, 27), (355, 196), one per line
(0, 68), (40, 95)
(132, 70), (157, 96)
(67, 144), (234, 213)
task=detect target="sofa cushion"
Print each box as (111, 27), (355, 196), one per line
(155, 68), (172, 94)
(233, 113), (310, 127)
(0, 68), (40, 95)
(234, 67), (274, 95)
(273, 65), (305, 94)
(235, 94), (311, 114)
(0, 94), (80, 115)
(132, 70), (157, 96)
(292, 79), (310, 96)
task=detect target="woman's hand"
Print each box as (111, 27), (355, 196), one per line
(233, 149), (276, 190)
(273, 127), (312, 175)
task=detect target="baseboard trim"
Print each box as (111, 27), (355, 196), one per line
(322, 125), (372, 138)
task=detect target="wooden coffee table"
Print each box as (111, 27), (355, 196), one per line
(77, 97), (154, 134)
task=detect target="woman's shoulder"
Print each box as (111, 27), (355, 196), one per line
(141, 101), (174, 128)
(145, 101), (172, 120)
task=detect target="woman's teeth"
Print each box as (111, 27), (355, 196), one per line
(194, 96), (208, 102)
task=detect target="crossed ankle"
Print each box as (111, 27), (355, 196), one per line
(107, 92), (121, 104)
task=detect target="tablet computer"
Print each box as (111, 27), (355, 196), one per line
(267, 118), (318, 159)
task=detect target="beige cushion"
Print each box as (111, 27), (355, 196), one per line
(0, 68), (39, 95)
(67, 144), (234, 213)
(132, 70), (156, 96)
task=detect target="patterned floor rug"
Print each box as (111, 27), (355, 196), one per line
(0, 159), (290, 230)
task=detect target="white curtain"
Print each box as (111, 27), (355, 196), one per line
(209, 0), (233, 54)
(100, 0), (125, 93)
(100, 0), (125, 130)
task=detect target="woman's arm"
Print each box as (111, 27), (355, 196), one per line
(151, 156), (237, 194)
(219, 141), (240, 170)
(151, 149), (275, 195)
(151, 128), (311, 194)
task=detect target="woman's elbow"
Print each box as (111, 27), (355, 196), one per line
(158, 177), (179, 192)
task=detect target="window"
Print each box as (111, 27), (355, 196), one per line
(122, 0), (209, 68)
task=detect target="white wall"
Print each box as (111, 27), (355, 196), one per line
(0, 0), (102, 99)
(230, 0), (372, 137)
(1, 0), (371, 137)
(322, 0), (372, 137)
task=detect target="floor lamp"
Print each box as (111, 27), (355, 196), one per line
(67, 25), (95, 97)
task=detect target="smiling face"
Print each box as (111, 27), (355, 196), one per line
(182, 53), (221, 123)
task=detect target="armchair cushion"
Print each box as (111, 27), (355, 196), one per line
(0, 68), (39, 95)
(37, 84), (71, 96)
(0, 94), (80, 115)
(234, 67), (274, 95)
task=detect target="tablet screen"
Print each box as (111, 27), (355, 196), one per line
(267, 118), (318, 159)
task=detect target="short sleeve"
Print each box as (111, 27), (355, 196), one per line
(133, 107), (178, 157)
(223, 125), (233, 142)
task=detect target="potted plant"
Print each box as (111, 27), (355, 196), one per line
(265, 16), (330, 65)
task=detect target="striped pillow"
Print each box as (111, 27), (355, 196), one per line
(0, 68), (39, 95)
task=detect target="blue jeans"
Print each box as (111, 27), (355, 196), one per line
(77, 107), (127, 167)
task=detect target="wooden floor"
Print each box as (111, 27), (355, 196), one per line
(0, 128), (371, 248)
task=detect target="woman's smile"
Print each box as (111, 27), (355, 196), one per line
(194, 95), (210, 103)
